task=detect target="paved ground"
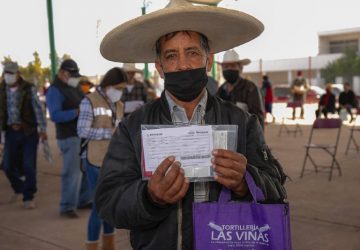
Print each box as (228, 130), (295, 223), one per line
(0, 117), (359, 250)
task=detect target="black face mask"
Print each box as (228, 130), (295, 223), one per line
(164, 67), (208, 102)
(222, 70), (239, 84)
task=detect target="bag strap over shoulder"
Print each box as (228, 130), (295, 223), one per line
(218, 171), (265, 203)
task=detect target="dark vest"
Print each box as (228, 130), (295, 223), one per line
(0, 78), (37, 135)
(51, 77), (84, 139)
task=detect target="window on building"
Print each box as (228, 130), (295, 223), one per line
(329, 39), (359, 53)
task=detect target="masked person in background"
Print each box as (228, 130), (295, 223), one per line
(290, 70), (309, 120)
(46, 59), (92, 219)
(217, 49), (264, 129)
(77, 67), (126, 250)
(0, 61), (47, 209)
(95, 1), (286, 249)
(121, 63), (148, 116)
(339, 82), (358, 123)
(79, 77), (95, 95)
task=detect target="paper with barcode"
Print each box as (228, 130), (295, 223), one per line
(142, 125), (213, 178)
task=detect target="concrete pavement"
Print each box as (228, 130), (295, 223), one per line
(0, 120), (359, 250)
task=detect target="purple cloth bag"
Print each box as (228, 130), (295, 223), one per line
(193, 172), (291, 250)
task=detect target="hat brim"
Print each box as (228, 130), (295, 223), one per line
(123, 67), (143, 73)
(100, 6), (264, 63)
(217, 58), (251, 66)
(69, 71), (81, 78)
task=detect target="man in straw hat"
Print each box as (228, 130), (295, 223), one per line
(96, 1), (286, 249)
(217, 49), (264, 128)
(121, 63), (148, 116)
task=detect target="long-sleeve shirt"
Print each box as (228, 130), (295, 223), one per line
(46, 86), (78, 123)
(77, 97), (113, 141)
(6, 85), (46, 132)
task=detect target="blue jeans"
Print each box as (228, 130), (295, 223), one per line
(85, 159), (114, 241)
(57, 137), (92, 213)
(3, 129), (39, 201)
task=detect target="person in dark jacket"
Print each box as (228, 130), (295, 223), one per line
(96, 1), (287, 249)
(121, 63), (148, 116)
(0, 61), (47, 209)
(261, 75), (275, 123)
(315, 83), (336, 118)
(217, 49), (265, 128)
(338, 82), (358, 122)
(46, 59), (92, 218)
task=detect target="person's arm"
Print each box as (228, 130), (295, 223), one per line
(351, 91), (358, 108)
(77, 98), (113, 140)
(338, 92), (346, 107)
(46, 86), (78, 123)
(31, 86), (47, 133)
(96, 119), (174, 230)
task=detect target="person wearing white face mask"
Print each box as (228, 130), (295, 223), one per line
(77, 67), (126, 250)
(46, 59), (92, 219)
(0, 61), (47, 209)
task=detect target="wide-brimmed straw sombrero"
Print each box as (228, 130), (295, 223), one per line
(217, 49), (251, 65)
(122, 63), (143, 73)
(100, 0), (264, 63)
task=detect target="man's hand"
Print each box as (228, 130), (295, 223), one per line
(147, 156), (190, 205)
(39, 132), (48, 142)
(212, 149), (248, 197)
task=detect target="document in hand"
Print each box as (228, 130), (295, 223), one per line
(141, 125), (238, 182)
(124, 100), (144, 113)
(42, 140), (53, 165)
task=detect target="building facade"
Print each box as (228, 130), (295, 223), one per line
(242, 27), (360, 94)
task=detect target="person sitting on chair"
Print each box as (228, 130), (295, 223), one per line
(315, 83), (336, 119)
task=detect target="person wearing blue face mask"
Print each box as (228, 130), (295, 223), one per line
(0, 61), (47, 209)
(77, 67), (126, 250)
(95, 1), (287, 249)
(46, 59), (92, 219)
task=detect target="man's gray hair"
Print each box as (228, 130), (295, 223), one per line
(155, 31), (210, 58)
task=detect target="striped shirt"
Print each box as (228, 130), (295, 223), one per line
(6, 85), (47, 132)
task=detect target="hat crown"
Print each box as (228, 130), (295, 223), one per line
(60, 59), (79, 72)
(223, 49), (240, 63)
(166, 0), (193, 8)
(3, 61), (19, 73)
(123, 63), (142, 72)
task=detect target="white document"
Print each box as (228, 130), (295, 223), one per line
(124, 100), (144, 113)
(213, 130), (228, 150)
(142, 125), (214, 178)
(42, 140), (53, 165)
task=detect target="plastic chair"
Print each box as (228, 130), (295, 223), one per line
(300, 118), (342, 181)
(278, 101), (303, 137)
(345, 108), (360, 155)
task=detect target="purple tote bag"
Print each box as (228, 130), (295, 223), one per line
(193, 172), (291, 250)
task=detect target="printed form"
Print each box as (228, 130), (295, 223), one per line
(142, 125), (214, 178)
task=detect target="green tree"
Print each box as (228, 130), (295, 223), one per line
(322, 50), (360, 83)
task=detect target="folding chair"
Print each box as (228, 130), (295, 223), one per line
(300, 118), (342, 181)
(345, 108), (360, 155)
(278, 101), (303, 137)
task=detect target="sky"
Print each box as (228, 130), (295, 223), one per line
(1, 0), (360, 76)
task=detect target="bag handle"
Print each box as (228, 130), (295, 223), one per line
(218, 171), (265, 203)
